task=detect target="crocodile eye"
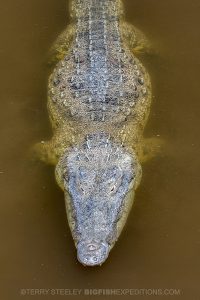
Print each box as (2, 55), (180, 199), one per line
(103, 166), (123, 195)
(76, 166), (96, 195)
(107, 179), (122, 195)
(78, 167), (90, 180)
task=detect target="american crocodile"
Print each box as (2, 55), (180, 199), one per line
(35, 0), (159, 266)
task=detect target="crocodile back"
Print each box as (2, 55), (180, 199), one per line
(50, 0), (148, 125)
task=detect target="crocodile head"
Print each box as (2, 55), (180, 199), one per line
(57, 134), (142, 266)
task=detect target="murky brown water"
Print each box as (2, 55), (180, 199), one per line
(1, 0), (200, 299)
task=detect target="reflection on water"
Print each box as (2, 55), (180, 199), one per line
(0, 0), (200, 299)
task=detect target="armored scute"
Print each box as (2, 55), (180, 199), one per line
(36, 0), (154, 266)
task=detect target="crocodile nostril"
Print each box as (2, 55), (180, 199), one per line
(88, 244), (97, 251)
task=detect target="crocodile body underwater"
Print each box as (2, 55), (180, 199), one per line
(35, 0), (159, 266)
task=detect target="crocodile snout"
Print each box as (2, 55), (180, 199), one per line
(77, 240), (109, 266)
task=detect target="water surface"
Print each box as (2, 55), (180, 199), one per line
(0, 0), (200, 299)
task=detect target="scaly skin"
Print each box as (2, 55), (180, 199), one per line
(36, 0), (154, 266)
